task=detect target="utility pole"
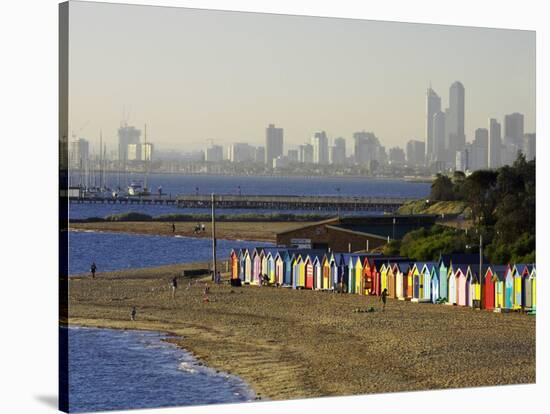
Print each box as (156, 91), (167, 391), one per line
(211, 193), (217, 282)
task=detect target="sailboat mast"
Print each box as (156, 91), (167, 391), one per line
(144, 123), (148, 190)
(99, 130), (103, 189)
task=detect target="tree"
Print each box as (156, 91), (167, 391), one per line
(430, 174), (455, 201)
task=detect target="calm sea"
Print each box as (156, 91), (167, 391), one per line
(68, 231), (272, 275)
(69, 173), (430, 219)
(66, 326), (255, 412)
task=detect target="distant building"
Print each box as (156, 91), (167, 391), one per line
(488, 118), (502, 169)
(388, 146), (406, 166)
(117, 124), (141, 163)
(229, 143), (255, 163)
(273, 155), (289, 169)
(524, 133), (536, 160)
(504, 112), (524, 148)
(127, 143), (141, 161)
(425, 87), (441, 162)
(330, 137), (346, 165)
(312, 131), (329, 164)
(254, 146), (265, 163)
(205, 145), (223, 162)
(432, 110), (446, 165)
(470, 128), (488, 170)
(445, 81), (466, 162)
(353, 131), (380, 165)
(287, 149), (299, 162)
(406, 139), (425, 166)
(69, 138), (89, 168)
(455, 147), (470, 172)
(141, 143), (153, 161)
(298, 143), (313, 163)
(265, 124), (284, 166)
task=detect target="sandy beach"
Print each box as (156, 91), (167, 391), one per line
(69, 221), (309, 243)
(67, 263), (536, 401)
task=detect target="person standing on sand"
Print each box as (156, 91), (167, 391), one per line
(172, 223), (176, 233)
(90, 262), (97, 278)
(171, 276), (178, 299)
(131, 307), (136, 321)
(380, 288), (388, 311)
(216, 271), (222, 284)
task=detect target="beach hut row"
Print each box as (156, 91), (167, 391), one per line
(229, 248), (536, 311)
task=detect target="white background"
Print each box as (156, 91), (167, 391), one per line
(0, 0), (546, 413)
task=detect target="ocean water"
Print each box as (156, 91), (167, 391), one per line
(69, 173), (430, 219)
(68, 231), (272, 275)
(66, 326), (254, 412)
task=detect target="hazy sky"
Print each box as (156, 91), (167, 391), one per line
(68, 1), (535, 153)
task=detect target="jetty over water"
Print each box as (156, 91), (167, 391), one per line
(69, 194), (414, 211)
(176, 194), (413, 211)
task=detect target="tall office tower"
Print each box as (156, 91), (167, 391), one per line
(445, 81), (466, 161)
(127, 143), (141, 161)
(254, 146), (265, 163)
(455, 147), (470, 172)
(265, 123), (284, 166)
(229, 143), (254, 163)
(388, 147), (406, 165)
(69, 138), (90, 169)
(406, 139), (426, 167)
(524, 133), (536, 161)
(117, 124), (141, 163)
(432, 110), (446, 164)
(425, 87), (441, 162)
(503, 112), (525, 165)
(504, 113), (524, 148)
(311, 131), (329, 164)
(353, 131), (380, 165)
(287, 149), (299, 162)
(205, 145), (223, 162)
(488, 118), (502, 169)
(298, 143), (314, 163)
(330, 137), (346, 164)
(471, 128), (489, 170)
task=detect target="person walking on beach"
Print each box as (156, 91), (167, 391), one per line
(380, 288), (389, 311)
(90, 262), (97, 278)
(172, 222), (176, 233)
(171, 276), (178, 299)
(131, 306), (136, 321)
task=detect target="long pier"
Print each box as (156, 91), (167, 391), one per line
(69, 194), (413, 211)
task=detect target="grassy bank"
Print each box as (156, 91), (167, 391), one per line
(397, 200), (469, 216)
(69, 221), (307, 243)
(68, 264), (535, 401)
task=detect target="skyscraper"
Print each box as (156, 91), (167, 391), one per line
(503, 112), (525, 165)
(69, 138), (89, 169)
(205, 144), (223, 162)
(425, 87), (441, 162)
(524, 133), (536, 161)
(488, 118), (502, 169)
(446, 81), (466, 160)
(312, 131), (329, 164)
(117, 124), (141, 163)
(330, 137), (346, 165)
(504, 112), (525, 148)
(471, 128), (488, 170)
(265, 124), (284, 166)
(432, 110), (446, 164)
(353, 131), (380, 165)
(298, 144), (313, 163)
(406, 139), (425, 166)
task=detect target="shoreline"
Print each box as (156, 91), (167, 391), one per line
(69, 220), (307, 243)
(65, 324), (259, 402)
(68, 263), (536, 400)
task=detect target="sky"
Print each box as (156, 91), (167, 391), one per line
(68, 1), (536, 154)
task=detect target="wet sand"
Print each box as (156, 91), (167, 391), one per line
(70, 221), (308, 243)
(67, 264), (536, 401)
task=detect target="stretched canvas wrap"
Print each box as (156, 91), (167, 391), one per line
(59, 1), (536, 412)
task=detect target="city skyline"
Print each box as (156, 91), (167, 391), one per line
(69, 2), (535, 153)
